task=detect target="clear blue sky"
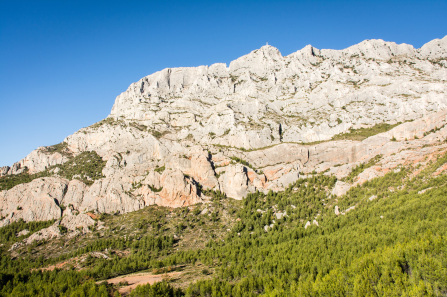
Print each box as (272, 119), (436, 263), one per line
(0, 0), (446, 166)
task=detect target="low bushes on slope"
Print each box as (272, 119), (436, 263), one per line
(0, 150), (106, 190)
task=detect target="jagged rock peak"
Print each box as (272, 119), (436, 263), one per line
(228, 44), (283, 72)
(292, 36), (447, 60)
(419, 35), (447, 59)
(339, 38), (417, 60)
(252, 44), (283, 57)
(110, 35), (447, 125)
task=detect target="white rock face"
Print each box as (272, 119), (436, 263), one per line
(0, 177), (66, 225)
(61, 213), (95, 233)
(219, 164), (251, 200)
(109, 36), (447, 148)
(2, 149), (69, 176)
(1, 36), (447, 226)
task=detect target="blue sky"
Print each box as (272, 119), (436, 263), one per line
(0, 0), (446, 166)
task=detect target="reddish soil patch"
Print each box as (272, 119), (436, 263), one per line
(105, 271), (181, 295)
(36, 259), (73, 271)
(86, 212), (99, 220)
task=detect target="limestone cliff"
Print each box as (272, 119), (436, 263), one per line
(1, 36), (446, 231)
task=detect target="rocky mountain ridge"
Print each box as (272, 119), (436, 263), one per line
(1, 36), (446, 233)
(111, 35), (447, 146)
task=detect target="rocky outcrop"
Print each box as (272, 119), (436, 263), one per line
(24, 225), (61, 245)
(0, 177), (66, 225)
(219, 164), (251, 200)
(1, 36), (447, 227)
(3, 149), (70, 176)
(0, 166), (9, 176)
(61, 213), (95, 233)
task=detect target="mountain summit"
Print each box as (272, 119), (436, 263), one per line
(1, 36), (447, 232)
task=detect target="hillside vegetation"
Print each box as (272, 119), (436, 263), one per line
(1, 152), (447, 296)
(0, 150), (106, 190)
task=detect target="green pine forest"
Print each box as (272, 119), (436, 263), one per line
(1, 152), (447, 296)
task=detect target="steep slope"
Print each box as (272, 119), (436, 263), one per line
(2, 143), (447, 296)
(0, 36), (446, 229)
